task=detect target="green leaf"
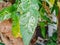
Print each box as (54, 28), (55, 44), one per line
(40, 22), (46, 38)
(40, 8), (51, 23)
(0, 3), (17, 13)
(15, 0), (20, 4)
(17, 0), (39, 14)
(51, 31), (57, 41)
(20, 8), (39, 45)
(55, 5), (59, 16)
(46, 0), (55, 7)
(0, 3), (17, 22)
(51, 5), (55, 14)
(0, 9), (11, 22)
(17, 0), (30, 14)
(19, 0), (39, 44)
(0, 13), (11, 22)
(11, 12), (22, 38)
(47, 40), (57, 45)
(0, 42), (5, 45)
(51, 4), (58, 16)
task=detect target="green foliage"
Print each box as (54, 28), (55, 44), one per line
(0, 0), (58, 45)
(46, 31), (57, 45)
(51, 3), (59, 16)
(0, 8), (11, 22)
(11, 12), (22, 38)
(51, 31), (57, 41)
(47, 32), (57, 45)
(40, 22), (46, 38)
(40, 7), (51, 23)
(19, 0), (39, 45)
(20, 9), (39, 45)
(47, 40), (57, 45)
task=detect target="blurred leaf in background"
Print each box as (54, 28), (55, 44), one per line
(0, 42), (5, 45)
